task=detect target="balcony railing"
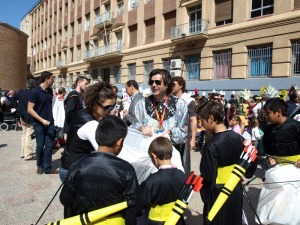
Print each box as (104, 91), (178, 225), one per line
(94, 12), (113, 27)
(83, 43), (122, 60)
(171, 19), (208, 40)
(56, 59), (68, 68)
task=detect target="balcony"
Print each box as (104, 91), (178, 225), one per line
(94, 12), (113, 29)
(83, 43), (123, 62)
(171, 19), (208, 43)
(56, 59), (68, 69)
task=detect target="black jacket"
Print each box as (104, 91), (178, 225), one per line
(61, 109), (95, 170)
(16, 89), (34, 124)
(60, 152), (139, 225)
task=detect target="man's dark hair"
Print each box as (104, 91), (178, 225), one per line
(148, 69), (172, 95)
(58, 87), (66, 94)
(197, 101), (225, 124)
(112, 85), (118, 93)
(264, 98), (288, 116)
(39, 71), (53, 83)
(75, 76), (89, 85)
(172, 76), (186, 91)
(96, 115), (128, 147)
(27, 79), (37, 89)
(148, 137), (173, 160)
(126, 80), (139, 90)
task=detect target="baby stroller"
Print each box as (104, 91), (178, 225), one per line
(0, 112), (20, 131)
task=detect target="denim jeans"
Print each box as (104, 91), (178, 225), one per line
(33, 123), (55, 173)
(59, 164), (68, 182)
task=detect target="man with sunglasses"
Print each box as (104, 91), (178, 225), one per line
(131, 69), (188, 145)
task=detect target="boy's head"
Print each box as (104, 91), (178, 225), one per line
(96, 115), (128, 155)
(264, 98), (287, 124)
(148, 137), (173, 168)
(196, 101), (225, 131)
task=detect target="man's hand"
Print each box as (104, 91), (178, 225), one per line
(190, 137), (196, 150)
(123, 109), (128, 117)
(42, 119), (51, 126)
(141, 126), (152, 137)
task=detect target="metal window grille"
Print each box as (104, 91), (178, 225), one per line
(292, 41), (300, 76)
(128, 64), (136, 80)
(185, 57), (200, 80)
(162, 59), (171, 72)
(143, 61), (153, 83)
(248, 46), (272, 77)
(114, 66), (121, 83)
(213, 50), (232, 79)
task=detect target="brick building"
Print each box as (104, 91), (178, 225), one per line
(0, 23), (28, 91)
(20, 0), (300, 96)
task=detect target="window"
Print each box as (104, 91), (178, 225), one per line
(113, 66), (121, 83)
(54, 32), (57, 45)
(128, 63), (136, 80)
(77, 45), (81, 60)
(143, 61), (154, 82)
(248, 45), (272, 77)
(130, 0), (138, 9)
(129, 24), (138, 48)
(59, 30), (62, 42)
(215, 0), (232, 26)
(65, 3), (68, 15)
(251, 0), (274, 18)
(295, 0), (300, 8)
(85, 14), (90, 30)
(76, 72), (80, 78)
(70, 48), (74, 62)
(78, 18), (82, 34)
(292, 41), (300, 76)
(71, 23), (74, 37)
(92, 69), (99, 80)
(69, 73), (74, 87)
(189, 5), (202, 34)
(44, 39), (47, 50)
(145, 18), (155, 44)
(164, 11), (176, 40)
(213, 50), (232, 79)
(185, 56), (200, 80)
(64, 27), (68, 40)
(116, 32), (122, 50)
(117, 1), (124, 15)
(162, 59), (171, 72)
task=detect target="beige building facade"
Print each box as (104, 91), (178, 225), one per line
(21, 0), (300, 95)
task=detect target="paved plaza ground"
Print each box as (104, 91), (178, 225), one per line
(0, 130), (264, 225)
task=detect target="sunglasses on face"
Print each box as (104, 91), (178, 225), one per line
(97, 102), (116, 112)
(149, 80), (162, 86)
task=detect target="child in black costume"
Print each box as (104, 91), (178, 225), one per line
(60, 116), (139, 225)
(139, 137), (186, 225)
(197, 101), (256, 225)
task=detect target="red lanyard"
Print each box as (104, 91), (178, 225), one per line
(153, 96), (168, 129)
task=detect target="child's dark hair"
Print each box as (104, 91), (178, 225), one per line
(196, 101), (225, 124)
(96, 116), (128, 147)
(264, 98), (287, 116)
(148, 137), (173, 160)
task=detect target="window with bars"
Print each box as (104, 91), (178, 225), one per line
(114, 66), (121, 84)
(128, 63), (136, 80)
(77, 45), (81, 61)
(248, 45), (272, 77)
(78, 19), (82, 34)
(185, 56), (200, 80)
(117, 1), (124, 15)
(213, 50), (232, 79)
(162, 59), (171, 72)
(292, 41), (300, 76)
(143, 61), (154, 82)
(69, 73), (73, 87)
(85, 14), (90, 30)
(251, 0), (274, 18)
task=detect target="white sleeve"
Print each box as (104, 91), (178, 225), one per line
(77, 120), (99, 151)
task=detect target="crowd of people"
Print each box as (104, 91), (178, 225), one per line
(1, 69), (300, 225)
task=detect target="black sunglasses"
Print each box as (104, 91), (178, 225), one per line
(97, 102), (116, 112)
(149, 80), (162, 86)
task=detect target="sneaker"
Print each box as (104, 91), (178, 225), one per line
(25, 156), (36, 161)
(44, 168), (59, 174)
(37, 168), (43, 174)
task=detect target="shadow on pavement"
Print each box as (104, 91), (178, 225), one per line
(184, 208), (203, 225)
